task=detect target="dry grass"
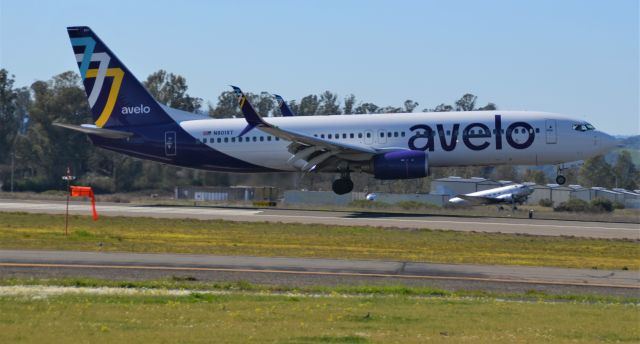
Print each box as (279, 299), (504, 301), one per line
(0, 212), (638, 270)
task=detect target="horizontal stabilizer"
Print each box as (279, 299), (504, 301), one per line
(53, 122), (133, 139)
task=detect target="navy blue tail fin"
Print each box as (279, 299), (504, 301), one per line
(274, 94), (295, 117)
(67, 26), (174, 128)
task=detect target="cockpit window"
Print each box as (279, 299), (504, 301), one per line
(572, 123), (595, 132)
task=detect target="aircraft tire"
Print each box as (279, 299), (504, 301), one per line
(332, 178), (354, 195)
(556, 175), (566, 185)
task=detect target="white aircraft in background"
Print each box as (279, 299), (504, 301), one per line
(448, 184), (534, 207)
(58, 26), (618, 196)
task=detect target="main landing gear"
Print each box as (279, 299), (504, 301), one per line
(332, 170), (354, 195)
(555, 165), (567, 185)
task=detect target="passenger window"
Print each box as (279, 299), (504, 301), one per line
(276, 137), (280, 141)
(394, 132), (398, 137)
(267, 136), (272, 141)
(260, 136), (264, 142)
(224, 137), (228, 143)
(350, 133), (354, 139)
(380, 132), (385, 137)
(401, 132), (405, 137)
(358, 133), (363, 138)
(231, 137), (236, 142)
(328, 134), (332, 139)
(238, 137), (243, 142)
(446, 130), (451, 136)
(342, 133), (347, 139)
(535, 128), (540, 133)
(252, 136), (257, 142)
(217, 138), (221, 143)
(321, 134), (325, 139)
(387, 132), (392, 137)
(366, 132), (371, 138)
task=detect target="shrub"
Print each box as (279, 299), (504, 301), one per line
(554, 198), (616, 213)
(590, 198), (614, 212)
(554, 199), (590, 212)
(612, 201), (625, 210)
(538, 198), (554, 207)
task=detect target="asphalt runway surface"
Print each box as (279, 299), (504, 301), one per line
(0, 199), (638, 239)
(1, 249), (638, 297)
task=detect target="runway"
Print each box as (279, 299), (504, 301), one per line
(0, 249), (637, 296)
(0, 199), (638, 239)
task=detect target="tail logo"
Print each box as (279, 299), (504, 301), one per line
(71, 37), (124, 128)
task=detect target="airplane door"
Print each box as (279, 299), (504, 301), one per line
(364, 130), (374, 145)
(377, 130), (387, 144)
(165, 131), (177, 156)
(545, 120), (557, 144)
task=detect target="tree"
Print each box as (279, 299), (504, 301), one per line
(144, 70), (202, 112)
(209, 91), (242, 118)
(317, 91), (341, 116)
(343, 94), (356, 114)
(251, 92), (275, 117)
(0, 69), (18, 163)
(403, 100), (419, 113)
(478, 102), (497, 111)
(354, 102), (379, 114)
(455, 93), (477, 111)
(429, 103), (453, 112)
(297, 94), (320, 116)
(492, 165), (518, 181)
(578, 155), (614, 188)
(612, 151), (638, 189)
(523, 169), (547, 185)
(14, 71), (93, 190)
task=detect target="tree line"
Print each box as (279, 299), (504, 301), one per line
(0, 68), (637, 194)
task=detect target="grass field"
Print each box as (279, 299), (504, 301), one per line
(0, 283), (638, 343)
(0, 212), (638, 270)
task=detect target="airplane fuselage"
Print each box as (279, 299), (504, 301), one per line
(168, 111), (613, 172)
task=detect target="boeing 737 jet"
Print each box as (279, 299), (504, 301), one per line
(56, 26), (617, 195)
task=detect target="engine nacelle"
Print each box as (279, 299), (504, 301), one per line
(370, 150), (429, 180)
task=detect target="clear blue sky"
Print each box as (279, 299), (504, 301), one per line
(1, 0), (638, 135)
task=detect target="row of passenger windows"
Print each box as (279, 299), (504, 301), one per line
(200, 127), (542, 144)
(314, 131), (406, 139)
(201, 136), (281, 144)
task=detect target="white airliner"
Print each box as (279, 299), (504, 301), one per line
(448, 184), (534, 206)
(57, 26), (618, 195)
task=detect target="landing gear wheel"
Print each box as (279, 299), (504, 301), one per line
(556, 175), (566, 185)
(332, 178), (354, 195)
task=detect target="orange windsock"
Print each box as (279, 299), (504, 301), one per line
(69, 186), (98, 221)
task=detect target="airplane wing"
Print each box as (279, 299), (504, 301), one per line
(273, 94), (295, 117)
(456, 194), (507, 205)
(232, 86), (379, 171)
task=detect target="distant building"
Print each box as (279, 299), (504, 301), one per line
(175, 186), (279, 202)
(526, 184), (572, 206)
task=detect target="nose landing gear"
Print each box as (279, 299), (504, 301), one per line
(555, 175), (566, 185)
(332, 170), (354, 195)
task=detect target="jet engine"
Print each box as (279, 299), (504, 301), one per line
(367, 150), (429, 180)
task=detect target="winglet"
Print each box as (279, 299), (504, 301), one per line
(274, 94), (295, 117)
(231, 85), (267, 137)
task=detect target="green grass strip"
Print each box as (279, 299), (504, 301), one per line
(0, 212), (638, 270)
